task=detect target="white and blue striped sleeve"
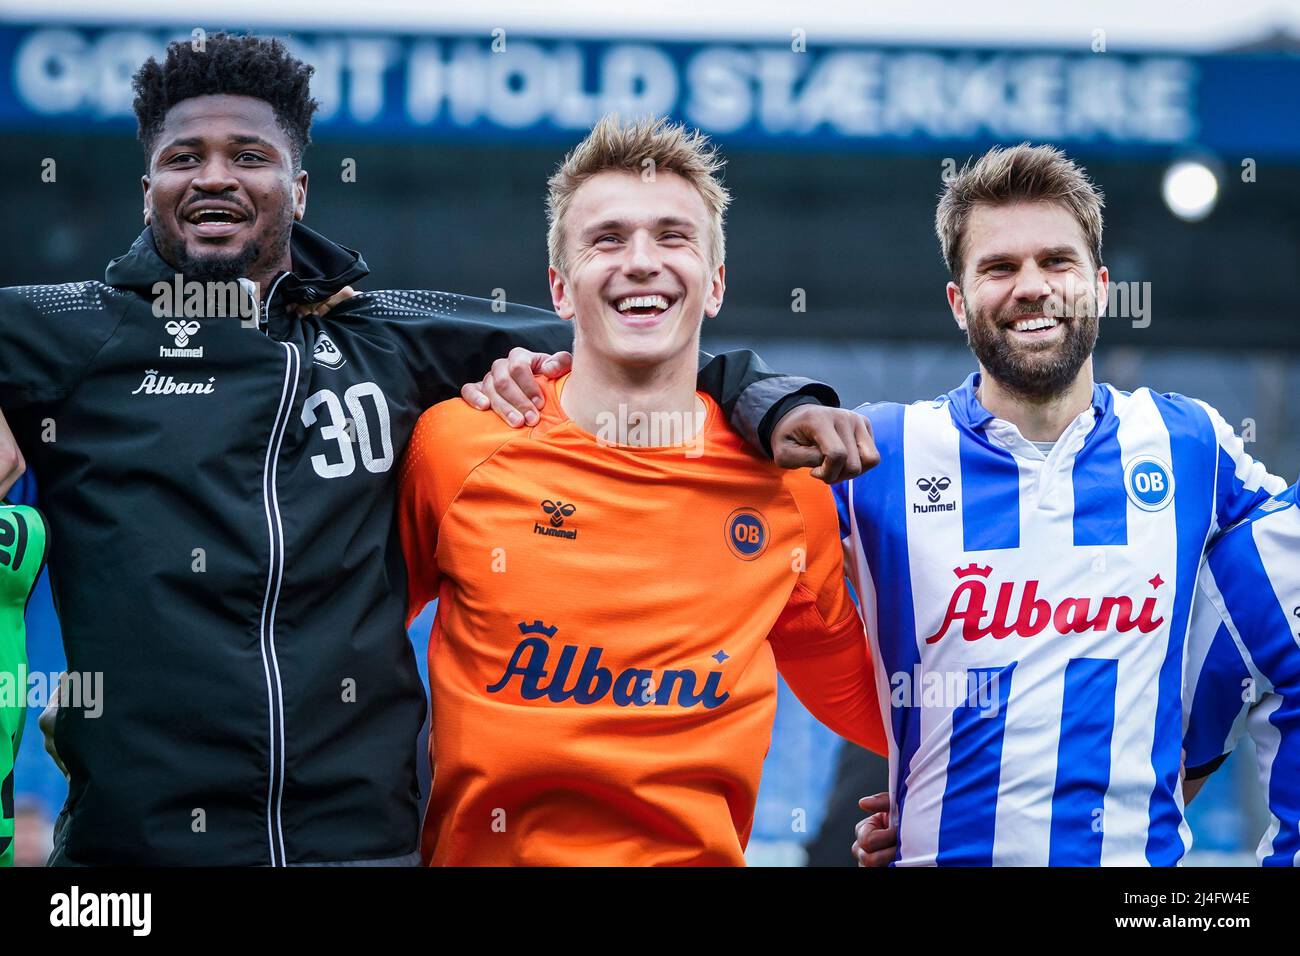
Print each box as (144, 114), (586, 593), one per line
(1183, 564), (1257, 777)
(1187, 496), (1300, 864)
(1193, 399), (1287, 535)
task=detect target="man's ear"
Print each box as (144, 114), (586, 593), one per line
(141, 175), (151, 226)
(1094, 264), (1109, 319)
(946, 280), (968, 332)
(704, 263), (726, 318)
(293, 169), (308, 221)
(548, 267), (575, 320)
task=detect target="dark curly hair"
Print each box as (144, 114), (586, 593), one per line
(132, 32), (317, 169)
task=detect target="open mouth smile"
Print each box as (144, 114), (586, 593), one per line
(1006, 314), (1064, 336)
(609, 293), (677, 326)
(181, 202), (251, 238)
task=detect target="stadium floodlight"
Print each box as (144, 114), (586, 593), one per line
(1162, 159), (1219, 222)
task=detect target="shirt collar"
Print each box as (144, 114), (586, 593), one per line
(944, 371), (1110, 430)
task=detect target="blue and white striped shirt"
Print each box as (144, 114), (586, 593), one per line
(836, 373), (1285, 866)
(1184, 479), (1300, 866)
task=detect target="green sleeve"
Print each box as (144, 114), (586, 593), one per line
(0, 504), (48, 867)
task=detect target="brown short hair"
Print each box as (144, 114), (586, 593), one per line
(546, 114), (731, 274)
(936, 143), (1105, 284)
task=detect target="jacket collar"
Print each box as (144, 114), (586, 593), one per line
(103, 221), (369, 308)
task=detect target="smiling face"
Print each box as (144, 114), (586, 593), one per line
(948, 200), (1108, 400)
(549, 169), (724, 370)
(142, 94), (306, 285)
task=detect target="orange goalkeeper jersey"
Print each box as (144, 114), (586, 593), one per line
(398, 375), (885, 866)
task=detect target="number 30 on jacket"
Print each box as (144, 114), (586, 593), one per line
(301, 382), (394, 479)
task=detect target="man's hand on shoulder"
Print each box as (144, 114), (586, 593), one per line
(288, 285), (356, 318)
(461, 347), (573, 427)
(773, 405), (880, 484)
(0, 407), (24, 499)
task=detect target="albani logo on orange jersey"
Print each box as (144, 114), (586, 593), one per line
(485, 620), (731, 709)
(924, 564), (1166, 644)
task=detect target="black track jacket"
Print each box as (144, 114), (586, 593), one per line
(0, 223), (836, 865)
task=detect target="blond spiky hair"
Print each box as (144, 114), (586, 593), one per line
(546, 114), (731, 274)
(936, 143), (1106, 284)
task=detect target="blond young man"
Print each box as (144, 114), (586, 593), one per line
(398, 116), (885, 865)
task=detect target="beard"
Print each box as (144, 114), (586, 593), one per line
(964, 296), (1099, 401)
(152, 209), (293, 286)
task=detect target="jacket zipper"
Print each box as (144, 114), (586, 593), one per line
(256, 273), (297, 866)
(240, 273), (289, 332)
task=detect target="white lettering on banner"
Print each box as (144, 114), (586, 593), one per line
(404, 40), (677, 128)
(15, 29), (169, 116)
(11, 28), (1198, 145)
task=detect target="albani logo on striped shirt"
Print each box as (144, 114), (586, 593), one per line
(925, 564), (1166, 644)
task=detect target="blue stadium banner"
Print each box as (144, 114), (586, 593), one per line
(1, 22), (1297, 156)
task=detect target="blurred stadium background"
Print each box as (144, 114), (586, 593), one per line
(3, 0), (1298, 865)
